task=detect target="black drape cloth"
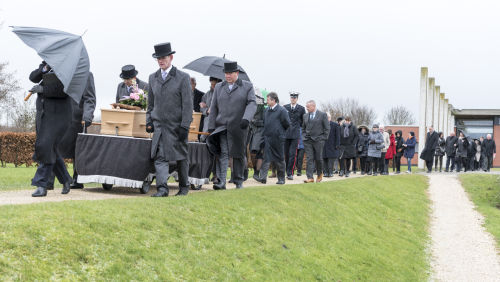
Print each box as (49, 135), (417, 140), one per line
(75, 134), (212, 184)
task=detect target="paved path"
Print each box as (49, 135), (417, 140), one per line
(0, 173), (365, 206)
(428, 174), (500, 281)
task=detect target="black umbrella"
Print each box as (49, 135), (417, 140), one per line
(184, 56), (251, 82)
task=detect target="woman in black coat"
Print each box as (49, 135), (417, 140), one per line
(323, 114), (340, 177)
(455, 131), (469, 172)
(357, 126), (369, 175)
(434, 132), (446, 172)
(394, 130), (405, 174)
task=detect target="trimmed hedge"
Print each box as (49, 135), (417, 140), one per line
(0, 132), (36, 167)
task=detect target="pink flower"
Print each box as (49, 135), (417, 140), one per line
(130, 93), (140, 101)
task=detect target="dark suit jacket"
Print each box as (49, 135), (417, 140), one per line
(301, 110), (330, 142)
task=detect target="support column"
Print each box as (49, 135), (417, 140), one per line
(443, 98), (449, 136)
(439, 93), (445, 133)
(418, 68), (429, 169)
(433, 85), (440, 130)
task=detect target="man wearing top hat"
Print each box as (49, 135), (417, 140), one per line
(207, 61), (257, 189)
(283, 91), (306, 180)
(116, 65), (148, 103)
(146, 42), (193, 197)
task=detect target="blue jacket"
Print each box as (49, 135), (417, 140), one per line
(404, 137), (417, 158)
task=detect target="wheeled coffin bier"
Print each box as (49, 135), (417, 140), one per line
(100, 109), (202, 141)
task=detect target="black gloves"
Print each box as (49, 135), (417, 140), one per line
(178, 127), (189, 141)
(146, 122), (154, 133)
(84, 120), (92, 128)
(370, 140), (375, 144)
(240, 119), (249, 130)
(30, 85), (44, 94)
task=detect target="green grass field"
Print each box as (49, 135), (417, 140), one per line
(460, 174), (500, 247)
(0, 175), (430, 280)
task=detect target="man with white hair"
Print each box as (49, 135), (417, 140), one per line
(302, 100), (330, 183)
(481, 134), (496, 172)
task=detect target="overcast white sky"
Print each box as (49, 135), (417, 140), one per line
(1, 0), (500, 123)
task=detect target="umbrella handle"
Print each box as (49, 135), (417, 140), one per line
(24, 92), (34, 101)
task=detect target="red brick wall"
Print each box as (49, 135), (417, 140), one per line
(493, 125), (500, 167)
(385, 126), (419, 165)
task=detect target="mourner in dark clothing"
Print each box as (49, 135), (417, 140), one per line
(420, 126), (439, 173)
(200, 77), (221, 142)
(254, 92), (290, 184)
(434, 132), (446, 172)
(115, 65), (148, 103)
(482, 134), (496, 172)
(394, 130), (405, 174)
(47, 72), (96, 189)
(322, 112), (341, 177)
(302, 100), (330, 183)
(248, 94), (266, 177)
(295, 128), (305, 176)
(357, 126), (370, 175)
(28, 61), (73, 197)
(146, 43), (193, 197)
(283, 92), (306, 180)
(339, 116), (358, 177)
(455, 131), (469, 172)
(404, 132), (417, 173)
(190, 77), (205, 113)
(444, 132), (458, 172)
(466, 137), (477, 171)
(208, 61), (257, 189)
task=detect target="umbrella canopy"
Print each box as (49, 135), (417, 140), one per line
(184, 56), (251, 82)
(11, 26), (90, 104)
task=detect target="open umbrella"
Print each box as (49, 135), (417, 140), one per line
(184, 56), (251, 82)
(11, 26), (90, 104)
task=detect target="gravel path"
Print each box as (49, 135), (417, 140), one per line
(428, 174), (500, 281)
(0, 173), (364, 206)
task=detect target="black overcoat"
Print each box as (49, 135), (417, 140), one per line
(261, 105), (290, 162)
(420, 131), (439, 162)
(339, 123), (359, 159)
(59, 72), (96, 158)
(323, 121), (341, 158)
(445, 136), (458, 157)
(29, 65), (71, 164)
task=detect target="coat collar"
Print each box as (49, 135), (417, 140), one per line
(221, 78), (243, 93)
(155, 66), (177, 84)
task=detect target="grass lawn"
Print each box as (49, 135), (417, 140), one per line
(0, 175), (430, 280)
(460, 174), (500, 247)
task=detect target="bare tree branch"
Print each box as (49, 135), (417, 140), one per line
(383, 105), (416, 125)
(319, 97), (377, 126)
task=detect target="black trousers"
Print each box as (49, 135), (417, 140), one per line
(456, 156), (467, 172)
(352, 157), (358, 172)
(295, 148), (305, 173)
(485, 155), (494, 171)
(360, 156), (368, 173)
(425, 159), (433, 172)
(284, 138), (299, 176)
(340, 158), (352, 173)
(32, 155), (71, 188)
(434, 155), (443, 171)
(323, 158), (333, 175)
(379, 152), (386, 173)
(395, 155), (402, 172)
(304, 140), (324, 179)
(445, 155), (456, 171)
(368, 157), (379, 173)
(260, 159), (286, 181)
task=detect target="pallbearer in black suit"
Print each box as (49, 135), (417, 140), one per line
(283, 91), (306, 180)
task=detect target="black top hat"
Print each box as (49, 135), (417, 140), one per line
(152, 42), (176, 58)
(223, 61), (239, 73)
(120, 65), (138, 79)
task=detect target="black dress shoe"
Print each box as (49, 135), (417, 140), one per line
(276, 180), (285, 185)
(190, 184), (202, 190)
(175, 186), (189, 196)
(32, 187), (47, 197)
(213, 183), (226, 190)
(345, 172), (350, 177)
(151, 187), (169, 197)
(296, 172), (302, 176)
(235, 183), (243, 189)
(61, 181), (71, 194)
(286, 175), (293, 180)
(339, 171), (344, 177)
(255, 177), (266, 184)
(70, 182), (84, 189)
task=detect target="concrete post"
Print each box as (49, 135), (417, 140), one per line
(426, 78), (435, 127)
(433, 85), (440, 131)
(439, 93), (445, 133)
(418, 68), (429, 169)
(444, 98), (449, 137)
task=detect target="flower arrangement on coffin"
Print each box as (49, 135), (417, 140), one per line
(111, 79), (148, 111)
